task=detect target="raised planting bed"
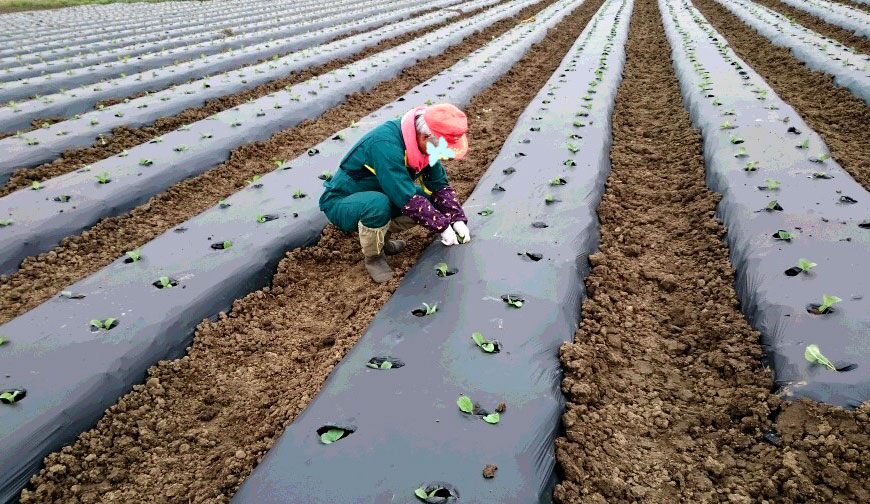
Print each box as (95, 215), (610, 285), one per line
(712, 0), (870, 104)
(0, 0), (408, 101)
(662, 0), (870, 405)
(0, 0), (474, 166)
(777, 0), (870, 38)
(0, 0), (314, 57)
(0, 0), (583, 499)
(0, 0), (540, 276)
(0, 0), (396, 83)
(231, 0), (631, 502)
(0, 0), (322, 69)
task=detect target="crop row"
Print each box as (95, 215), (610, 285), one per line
(0, 0), (573, 499)
(713, 0), (869, 104)
(661, 0), (870, 406)
(777, 0), (870, 38)
(0, 0), (533, 276)
(231, 0), (631, 501)
(0, 0), (407, 98)
(0, 0), (365, 72)
(0, 0), (313, 50)
(0, 0), (465, 163)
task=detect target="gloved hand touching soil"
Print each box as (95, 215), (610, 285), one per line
(440, 225), (460, 246)
(452, 221), (471, 243)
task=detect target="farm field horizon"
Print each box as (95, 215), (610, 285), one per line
(0, 0), (869, 502)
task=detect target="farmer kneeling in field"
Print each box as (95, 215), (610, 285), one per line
(319, 103), (471, 283)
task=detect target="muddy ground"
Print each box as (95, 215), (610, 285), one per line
(553, 0), (870, 502)
(0, 0), (560, 326)
(17, 0), (609, 501)
(0, 2), (497, 196)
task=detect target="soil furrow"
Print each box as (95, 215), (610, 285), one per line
(843, 0), (870, 14)
(693, 0), (870, 191)
(753, 0), (870, 55)
(17, 0), (607, 502)
(0, 2), (499, 196)
(552, 0), (870, 501)
(0, 0), (561, 325)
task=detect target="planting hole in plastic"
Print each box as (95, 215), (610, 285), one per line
(414, 482), (459, 503)
(502, 167), (516, 175)
(366, 357), (404, 370)
(316, 424), (355, 445)
(523, 251), (544, 261)
(211, 241), (233, 250)
(532, 221), (549, 228)
(152, 277), (179, 289)
(53, 195), (71, 203)
(0, 389), (26, 405)
(806, 304), (836, 315)
(784, 267), (803, 277)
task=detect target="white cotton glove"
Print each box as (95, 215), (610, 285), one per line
(440, 225), (460, 246)
(452, 221), (471, 244)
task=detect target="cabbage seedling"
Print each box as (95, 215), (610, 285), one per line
(119, 150), (129, 157)
(174, 145), (188, 152)
(764, 179), (780, 190)
(422, 303), (437, 315)
(0, 336), (7, 345)
(415, 486), (450, 501)
(319, 428), (346, 444)
(744, 161), (758, 172)
(95, 172), (111, 184)
(471, 332), (497, 353)
(817, 294), (841, 314)
(798, 258), (816, 273)
(125, 249), (142, 262)
(0, 219), (11, 227)
(0, 390), (25, 404)
(366, 360), (393, 370)
(720, 120), (735, 130)
(90, 318), (117, 330)
(200, 133), (213, 139)
(503, 295), (523, 308)
(246, 175), (261, 187)
(729, 135), (744, 144)
(797, 139), (808, 149)
(566, 143), (580, 153)
(219, 200), (230, 208)
(550, 176), (567, 186)
(333, 133), (346, 140)
(158, 276), (173, 289)
(804, 344), (835, 371)
(139, 159), (154, 166)
(478, 208), (493, 216)
(774, 229), (794, 241)
(765, 200), (781, 211)
(811, 153), (830, 163)
(435, 262), (449, 277)
(30, 181), (41, 190)
(734, 147), (747, 157)
(293, 190), (306, 199)
(318, 171), (333, 181)
(482, 413), (500, 424)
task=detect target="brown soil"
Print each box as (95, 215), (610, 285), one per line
(693, 0), (870, 192)
(16, 0), (608, 502)
(842, 0), (870, 14)
(753, 0), (870, 55)
(553, 0), (870, 502)
(0, 2), (501, 196)
(0, 0), (564, 325)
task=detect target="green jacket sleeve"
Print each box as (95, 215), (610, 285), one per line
(418, 160), (449, 193)
(369, 140), (423, 208)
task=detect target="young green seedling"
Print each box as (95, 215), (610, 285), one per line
(471, 332), (496, 353)
(219, 200), (230, 208)
(95, 172), (111, 184)
(566, 143), (580, 154)
(504, 295), (523, 308)
(744, 161), (758, 172)
(90, 318), (117, 330)
(798, 258), (817, 273)
(30, 180), (41, 190)
(804, 344), (836, 371)
(415, 486), (449, 501)
(174, 145), (188, 152)
(764, 179), (780, 190)
(0, 390), (24, 404)
(139, 159), (154, 166)
(125, 249), (141, 262)
(729, 135), (744, 144)
(158, 276), (173, 289)
(550, 176), (567, 186)
(422, 302), (437, 315)
(435, 262), (449, 277)
(478, 208), (494, 216)
(720, 120), (735, 130)
(333, 133), (346, 140)
(774, 229), (794, 241)
(765, 200), (781, 211)
(200, 133), (213, 139)
(246, 175), (261, 186)
(734, 147), (747, 158)
(293, 189), (306, 199)
(482, 412), (500, 424)
(119, 150), (129, 158)
(817, 294), (841, 314)
(0, 336), (7, 345)
(811, 153), (830, 163)
(319, 428), (346, 445)
(797, 139), (809, 149)
(0, 219), (11, 227)
(366, 360), (393, 370)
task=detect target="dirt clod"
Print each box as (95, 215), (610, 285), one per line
(482, 464), (498, 479)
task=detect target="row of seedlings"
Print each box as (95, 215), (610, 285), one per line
(231, 0), (633, 502)
(0, 0), (581, 500)
(0, 0), (356, 71)
(777, 0), (870, 37)
(0, 0), (312, 52)
(0, 0), (543, 275)
(661, 0), (870, 406)
(712, 0), (869, 103)
(0, 0), (473, 165)
(0, 0), (404, 93)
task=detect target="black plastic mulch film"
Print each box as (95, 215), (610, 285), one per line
(232, 0), (631, 502)
(0, 0), (569, 501)
(661, 0), (870, 406)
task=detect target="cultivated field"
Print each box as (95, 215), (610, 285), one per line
(0, 0), (868, 502)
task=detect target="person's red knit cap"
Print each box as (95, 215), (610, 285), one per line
(423, 103), (469, 160)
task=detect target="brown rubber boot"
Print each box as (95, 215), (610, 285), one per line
(383, 231), (406, 256)
(364, 252), (393, 283)
(358, 222), (394, 283)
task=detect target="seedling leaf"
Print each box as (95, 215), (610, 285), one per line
(380, 360), (393, 369)
(798, 259), (816, 272)
(457, 395), (473, 414)
(478, 207), (494, 216)
(482, 412), (500, 424)
(819, 294), (841, 314)
(804, 344), (836, 371)
(320, 428), (345, 444)
(125, 249), (141, 262)
(415, 488), (428, 500)
(435, 262), (448, 277)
